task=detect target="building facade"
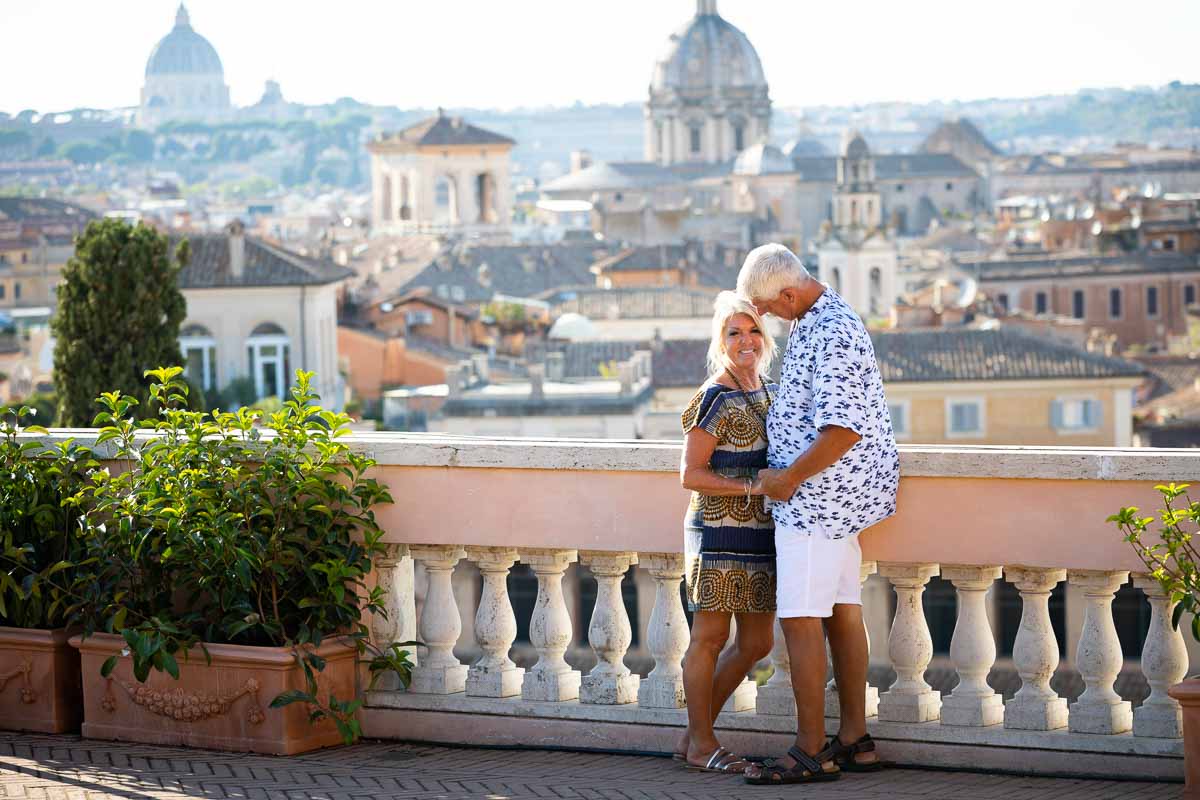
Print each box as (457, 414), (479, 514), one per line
(368, 112), (515, 235)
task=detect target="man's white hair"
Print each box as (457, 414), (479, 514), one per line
(735, 243), (811, 302)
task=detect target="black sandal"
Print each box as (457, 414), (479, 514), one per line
(828, 733), (884, 772)
(744, 744), (840, 785)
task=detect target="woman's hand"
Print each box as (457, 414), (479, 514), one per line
(750, 475), (767, 495)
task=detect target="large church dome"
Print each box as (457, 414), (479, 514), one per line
(650, 0), (767, 95)
(145, 5), (224, 78)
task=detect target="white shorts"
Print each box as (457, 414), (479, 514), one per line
(775, 528), (863, 618)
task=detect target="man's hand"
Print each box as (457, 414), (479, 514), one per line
(755, 468), (798, 502)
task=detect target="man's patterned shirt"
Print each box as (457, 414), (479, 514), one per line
(766, 288), (900, 539)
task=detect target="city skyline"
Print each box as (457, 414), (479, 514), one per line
(3, 0), (1200, 116)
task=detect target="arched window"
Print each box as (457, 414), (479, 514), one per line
(734, 123), (745, 152)
(246, 322), (290, 401)
(399, 174), (412, 221)
(434, 175), (458, 223)
(689, 126), (702, 155)
(850, 199), (858, 224)
(476, 172), (497, 223)
(869, 268), (883, 316)
(180, 323), (217, 391)
(831, 267), (842, 294)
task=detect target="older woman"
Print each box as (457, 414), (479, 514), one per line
(675, 290), (777, 773)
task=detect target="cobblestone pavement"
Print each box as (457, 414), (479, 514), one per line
(0, 733), (1182, 800)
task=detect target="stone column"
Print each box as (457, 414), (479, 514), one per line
(520, 548), (581, 702)
(1068, 570), (1133, 734)
(941, 565), (1004, 726)
(408, 545), (468, 695)
(637, 553), (689, 709)
(580, 551), (640, 704)
(464, 547), (523, 698)
(1004, 566), (1068, 730)
(877, 562), (942, 723)
(825, 560), (880, 718)
(757, 618), (794, 716)
(1133, 573), (1187, 738)
(369, 544), (416, 692)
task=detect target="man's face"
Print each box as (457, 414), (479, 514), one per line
(750, 289), (795, 321)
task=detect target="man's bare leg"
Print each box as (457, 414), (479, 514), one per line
(824, 602), (878, 766)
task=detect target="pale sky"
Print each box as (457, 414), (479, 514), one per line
(3, 0), (1199, 114)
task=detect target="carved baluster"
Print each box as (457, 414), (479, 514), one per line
(1068, 570), (1133, 734)
(369, 544), (416, 692)
(757, 618), (794, 716)
(1003, 567), (1068, 730)
(580, 551), (640, 704)
(1133, 574), (1187, 738)
(877, 563), (942, 723)
(637, 553), (689, 709)
(408, 545), (468, 695)
(519, 548), (581, 702)
(464, 547), (524, 698)
(825, 560), (879, 718)
(941, 565), (1003, 726)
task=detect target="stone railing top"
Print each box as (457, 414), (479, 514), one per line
(22, 430), (1200, 482)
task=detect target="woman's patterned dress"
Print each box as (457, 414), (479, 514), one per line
(681, 380), (777, 614)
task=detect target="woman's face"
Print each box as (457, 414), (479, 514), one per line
(722, 312), (764, 371)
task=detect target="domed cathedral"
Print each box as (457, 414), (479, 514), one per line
(645, 0), (771, 166)
(138, 4), (231, 128)
(817, 131), (898, 320)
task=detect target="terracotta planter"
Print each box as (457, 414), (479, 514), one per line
(1171, 679), (1200, 796)
(0, 627), (82, 733)
(71, 632), (358, 755)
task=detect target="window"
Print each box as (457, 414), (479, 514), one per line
(734, 124), (745, 152)
(1052, 397), (1102, 433)
(1146, 285), (1160, 318)
(1109, 287), (1122, 319)
(1186, 284), (1196, 307)
(1035, 291), (1048, 314)
(1072, 289), (1085, 319)
(689, 126), (702, 154)
(945, 182), (953, 191)
(0, 284), (5, 300)
(1163, 236), (1178, 251)
(895, 184), (905, 193)
(12, 283), (19, 300)
(179, 324), (217, 392)
(888, 400), (910, 440)
(246, 322), (290, 401)
(996, 293), (1009, 312)
(405, 309), (433, 327)
(946, 397), (984, 438)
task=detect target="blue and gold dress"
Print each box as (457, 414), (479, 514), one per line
(681, 380), (777, 613)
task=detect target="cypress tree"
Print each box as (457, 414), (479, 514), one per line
(52, 219), (189, 426)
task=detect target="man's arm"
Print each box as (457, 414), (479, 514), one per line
(755, 425), (861, 501)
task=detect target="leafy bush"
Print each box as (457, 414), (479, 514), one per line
(0, 405), (92, 628)
(1111, 482), (1200, 640)
(67, 367), (405, 740)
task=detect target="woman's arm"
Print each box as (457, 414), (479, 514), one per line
(680, 427), (761, 495)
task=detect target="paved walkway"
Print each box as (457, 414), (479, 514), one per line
(0, 733), (1182, 800)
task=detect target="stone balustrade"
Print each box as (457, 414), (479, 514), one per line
(26, 432), (1197, 779)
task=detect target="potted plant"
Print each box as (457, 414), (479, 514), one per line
(67, 367), (410, 754)
(1111, 483), (1200, 789)
(0, 404), (92, 733)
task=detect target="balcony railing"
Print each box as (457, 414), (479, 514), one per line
(40, 432), (1196, 779)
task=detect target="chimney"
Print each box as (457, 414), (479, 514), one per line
(227, 219), (245, 279)
(618, 360), (635, 396)
(445, 365), (462, 398)
(528, 363), (545, 401)
(545, 351), (565, 381)
(471, 353), (490, 383)
(570, 150), (593, 173)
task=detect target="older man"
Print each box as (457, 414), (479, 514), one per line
(738, 243), (899, 785)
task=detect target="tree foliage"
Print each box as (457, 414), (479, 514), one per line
(51, 219), (188, 426)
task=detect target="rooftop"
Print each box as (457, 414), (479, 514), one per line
(372, 111), (515, 149)
(172, 232), (353, 289)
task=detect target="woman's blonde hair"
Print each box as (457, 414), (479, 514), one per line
(706, 290), (776, 378)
